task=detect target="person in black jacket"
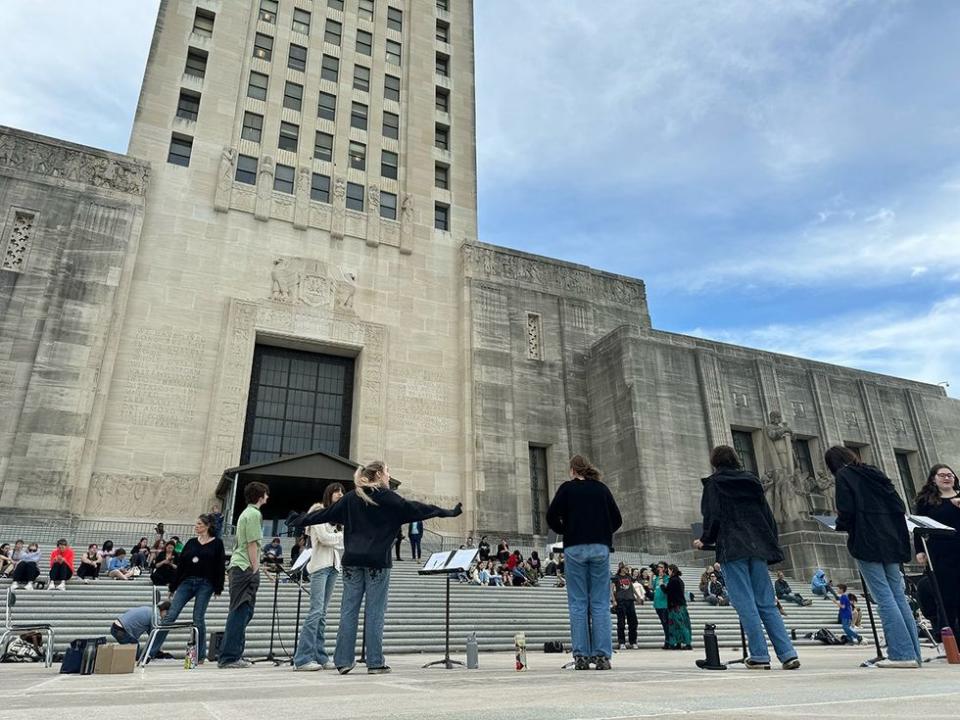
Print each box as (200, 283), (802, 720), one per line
(826, 445), (921, 667)
(155, 513), (226, 663)
(913, 463), (960, 638)
(695, 445), (800, 670)
(293, 460), (462, 675)
(546, 454), (622, 671)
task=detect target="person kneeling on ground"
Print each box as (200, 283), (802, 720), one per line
(775, 570), (812, 607)
(695, 444), (800, 670)
(110, 600), (174, 661)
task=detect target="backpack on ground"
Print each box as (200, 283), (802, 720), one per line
(1, 637), (42, 663)
(543, 641), (564, 653)
(813, 628), (843, 645)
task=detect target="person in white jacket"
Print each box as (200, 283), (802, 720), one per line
(293, 483), (345, 671)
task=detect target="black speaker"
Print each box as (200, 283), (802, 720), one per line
(208, 631), (225, 662)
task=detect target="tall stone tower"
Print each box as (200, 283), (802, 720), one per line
(84, 0), (478, 526)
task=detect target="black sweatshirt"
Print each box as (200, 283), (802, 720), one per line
(914, 495), (960, 561)
(294, 488), (461, 569)
(172, 537), (226, 595)
(546, 478), (622, 551)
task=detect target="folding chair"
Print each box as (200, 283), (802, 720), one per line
(1, 585), (55, 667)
(139, 585), (199, 667)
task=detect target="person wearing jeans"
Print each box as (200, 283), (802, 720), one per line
(293, 460), (462, 675)
(834, 585), (863, 644)
(218, 481), (269, 668)
(294, 483), (345, 671)
(547, 454), (623, 671)
(695, 445), (799, 670)
(826, 445), (921, 667)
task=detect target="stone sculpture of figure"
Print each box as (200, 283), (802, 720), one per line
(401, 193), (414, 223)
(761, 411), (808, 523)
(806, 470), (837, 512)
(335, 268), (357, 310)
(214, 147), (236, 212)
(259, 157), (274, 191)
(764, 410), (795, 475)
(270, 257), (301, 303)
(334, 177), (347, 203)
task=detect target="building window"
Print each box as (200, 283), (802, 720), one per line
(435, 123), (449, 150)
(895, 451), (917, 499)
(353, 65), (370, 92)
(359, 0), (374, 21)
(844, 443), (864, 461)
(436, 52), (449, 77)
(356, 30), (373, 57)
(241, 111), (264, 143)
(434, 163), (448, 189)
(528, 445), (550, 535)
(791, 438), (814, 479)
(288, 43), (307, 71)
(311, 173), (331, 202)
(283, 81), (303, 111)
(167, 134), (193, 167)
(193, 8), (215, 37)
(435, 87), (449, 112)
(318, 92), (336, 121)
(380, 190), (397, 219)
(274, 163), (295, 194)
(387, 7), (403, 31)
(314, 131), (333, 162)
(436, 20), (449, 43)
(386, 39), (402, 65)
(325, 19), (342, 46)
(176, 89), (201, 121)
(184, 48), (208, 78)
(434, 202), (449, 231)
(1, 211), (35, 273)
(236, 154), (258, 184)
(346, 181), (364, 211)
(259, 0), (278, 23)
(436, 0), (449, 10)
(254, 33), (273, 61)
(348, 141), (366, 170)
(381, 150), (398, 179)
(526, 313), (543, 360)
(278, 121), (299, 152)
(351, 102), (368, 131)
(292, 8), (311, 34)
(328, 0), (344, 10)
(248, 71), (269, 100)
(321, 54), (339, 82)
(382, 111), (399, 140)
(731, 430), (759, 475)
(384, 74), (400, 102)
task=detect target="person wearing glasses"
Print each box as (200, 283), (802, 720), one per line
(914, 464), (960, 638)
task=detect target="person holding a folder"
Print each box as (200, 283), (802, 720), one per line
(913, 464), (960, 637)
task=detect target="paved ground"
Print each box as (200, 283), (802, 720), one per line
(2, 646), (958, 720)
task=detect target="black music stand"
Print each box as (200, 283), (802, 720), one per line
(812, 515), (884, 666)
(907, 514), (957, 662)
(419, 548), (479, 669)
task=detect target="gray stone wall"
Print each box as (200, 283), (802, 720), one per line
(0, 127), (148, 521)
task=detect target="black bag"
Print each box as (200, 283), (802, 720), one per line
(813, 628), (842, 646)
(59, 637), (106, 674)
(543, 641), (564, 653)
(208, 631), (225, 662)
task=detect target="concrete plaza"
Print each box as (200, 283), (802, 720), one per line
(2, 646), (957, 720)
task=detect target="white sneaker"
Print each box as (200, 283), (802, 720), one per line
(58, 581), (66, 590)
(46, 582), (55, 591)
(294, 661), (322, 671)
(876, 659), (919, 668)
(321, 661), (335, 670)
(25, 582), (34, 590)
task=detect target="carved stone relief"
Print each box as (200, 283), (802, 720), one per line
(86, 473), (199, 518)
(399, 193), (414, 255)
(331, 176), (346, 240)
(1, 210), (36, 272)
(294, 166), (311, 229)
(255, 156), (274, 221)
(366, 184), (381, 247)
(526, 312), (543, 360)
(269, 256), (357, 313)
(214, 146), (235, 213)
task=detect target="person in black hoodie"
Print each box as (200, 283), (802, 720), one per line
(546, 454), (622, 671)
(695, 445), (800, 670)
(913, 464), (960, 638)
(826, 445), (921, 667)
(292, 460), (462, 675)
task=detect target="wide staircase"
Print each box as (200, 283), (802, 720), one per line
(0, 526), (849, 659)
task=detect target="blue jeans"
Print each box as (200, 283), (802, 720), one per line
(156, 577), (214, 660)
(857, 560), (921, 663)
(293, 566), (339, 667)
(334, 566), (391, 669)
(841, 616), (862, 643)
(563, 544), (612, 660)
(722, 557), (798, 663)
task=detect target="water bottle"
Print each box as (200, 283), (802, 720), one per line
(466, 632), (479, 669)
(514, 631), (527, 672)
(695, 623), (726, 670)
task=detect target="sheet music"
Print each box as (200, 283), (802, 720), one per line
(906, 514), (956, 533)
(811, 514), (839, 531)
(289, 547), (312, 572)
(420, 548), (479, 573)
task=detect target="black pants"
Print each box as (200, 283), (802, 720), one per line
(655, 607), (669, 643)
(13, 562), (40, 584)
(394, 540), (402, 560)
(932, 557), (960, 636)
(77, 562), (100, 579)
(409, 535), (422, 560)
(50, 564), (73, 583)
(616, 600), (638, 645)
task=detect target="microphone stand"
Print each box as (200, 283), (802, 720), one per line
(858, 571), (885, 667)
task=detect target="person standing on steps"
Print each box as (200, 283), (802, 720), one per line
(408, 519), (423, 561)
(546, 455), (623, 671)
(292, 461), (462, 675)
(695, 445), (800, 670)
(652, 561), (671, 649)
(826, 445), (921, 668)
(218, 481), (269, 669)
(913, 464), (960, 638)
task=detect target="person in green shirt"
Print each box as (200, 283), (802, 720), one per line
(218, 481), (269, 668)
(652, 561), (670, 649)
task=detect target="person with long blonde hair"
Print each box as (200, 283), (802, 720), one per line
(293, 461), (462, 674)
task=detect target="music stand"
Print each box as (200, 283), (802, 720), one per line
(811, 515), (884, 666)
(287, 548), (313, 663)
(419, 548), (479, 669)
(907, 514), (956, 663)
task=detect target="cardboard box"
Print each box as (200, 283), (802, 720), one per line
(94, 643), (137, 674)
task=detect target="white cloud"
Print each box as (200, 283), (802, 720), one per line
(687, 295), (960, 396)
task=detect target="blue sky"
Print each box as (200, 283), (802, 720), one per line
(1, 1), (958, 393)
